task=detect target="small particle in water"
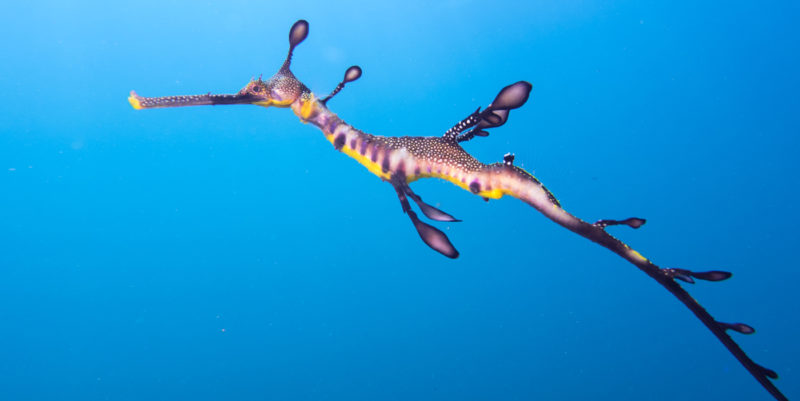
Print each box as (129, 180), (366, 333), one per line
(8, 168), (15, 171)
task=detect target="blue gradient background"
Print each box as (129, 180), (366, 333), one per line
(1, 1), (798, 400)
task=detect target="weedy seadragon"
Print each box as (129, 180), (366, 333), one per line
(129, 20), (788, 401)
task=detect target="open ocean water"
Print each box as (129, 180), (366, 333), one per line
(1, 1), (798, 400)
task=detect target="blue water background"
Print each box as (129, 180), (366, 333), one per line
(1, 1), (798, 400)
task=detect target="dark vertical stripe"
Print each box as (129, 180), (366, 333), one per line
(469, 181), (481, 194)
(333, 134), (346, 150)
(325, 117), (340, 134)
(370, 144), (380, 162)
(381, 150), (391, 172)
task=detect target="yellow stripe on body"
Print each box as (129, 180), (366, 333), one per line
(299, 95), (317, 119)
(324, 127), (536, 202)
(629, 249), (649, 262)
(409, 172), (508, 199)
(326, 135), (497, 197)
(408, 162), (543, 201)
(326, 134), (392, 181)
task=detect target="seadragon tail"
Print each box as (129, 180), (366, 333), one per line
(470, 162), (787, 401)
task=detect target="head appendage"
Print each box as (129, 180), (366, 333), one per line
(281, 19), (309, 72)
(128, 20), (312, 111)
(321, 66), (362, 105)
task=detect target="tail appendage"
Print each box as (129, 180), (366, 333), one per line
(128, 20), (788, 401)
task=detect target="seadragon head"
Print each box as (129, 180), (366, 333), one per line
(128, 20), (317, 114)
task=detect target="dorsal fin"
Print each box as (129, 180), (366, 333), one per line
(488, 81), (532, 110)
(444, 81), (533, 143)
(472, 81), (532, 131)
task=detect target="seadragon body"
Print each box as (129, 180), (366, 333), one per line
(128, 20), (788, 401)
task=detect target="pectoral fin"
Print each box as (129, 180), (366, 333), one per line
(408, 210), (459, 258)
(392, 181), (460, 258)
(401, 184), (460, 222)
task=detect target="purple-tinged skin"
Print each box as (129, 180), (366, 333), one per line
(128, 19), (788, 401)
